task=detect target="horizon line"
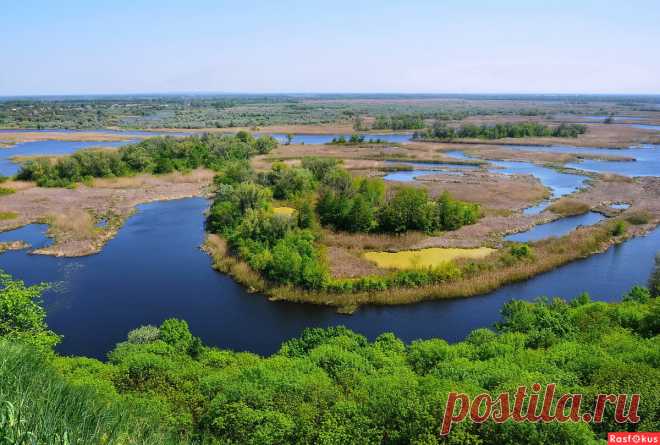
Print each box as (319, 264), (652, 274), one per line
(2, 91), (660, 99)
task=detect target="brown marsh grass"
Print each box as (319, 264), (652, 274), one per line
(548, 198), (591, 216)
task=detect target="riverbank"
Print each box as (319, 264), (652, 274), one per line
(0, 130), (140, 144)
(203, 216), (659, 312)
(0, 170), (213, 256)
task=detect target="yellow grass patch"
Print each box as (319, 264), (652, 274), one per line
(273, 206), (296, 216)
(45, 209), (97, 241)
(364, 247), (495, 269)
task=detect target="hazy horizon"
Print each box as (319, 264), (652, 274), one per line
(3, 0), (659, 96)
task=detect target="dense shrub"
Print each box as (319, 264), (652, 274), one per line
(2, 274), (658, 444)
(17, 133), (278, 187)
(317, 170), (480, 234)
(413, 121), (587, 140)
(372, 114), (425, 130)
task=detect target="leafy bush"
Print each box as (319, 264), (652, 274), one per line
(0, 272), (59, 350)
(17, 133), (278, 187)
(612, 220), (627, 236)
(414, 121), (587, 140)
(316, 170), (479, 234)
(3, 277), (658, 444)
(509, 243), (532, 259)
(127, 325), (161, 344)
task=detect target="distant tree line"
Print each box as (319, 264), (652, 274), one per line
(413, 122), (587, 140)
(371, 114), (425, 130)
(328, 134), (389, 145)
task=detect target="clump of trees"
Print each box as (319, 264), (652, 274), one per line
(206, 177), (328, 289)
(1, 270), (658, 444)
(16, 131), (278, 187)
(207, 156), (481, 290)
(413, 121), (587, 140)
(328, 134), (388, 145)
(372, 114), (425, 130)
(318, 171), (481, 234)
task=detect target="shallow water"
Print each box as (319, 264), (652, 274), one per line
(0, 198), (657, 359)
(565, 145), (660, 177)
(505, 212), (605, 242)
(445, 150), (588, 198)
(270, 133), (412, 144)
(522, 201), (551, 215)
(505, 144), (660, 177)
(630, 124), (660, 132)
(381, 160), (478, 182)
(575, 115), (647, 122)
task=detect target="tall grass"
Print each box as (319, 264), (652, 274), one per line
(548, 198), (590, 216)
(0, 341), (172, 445)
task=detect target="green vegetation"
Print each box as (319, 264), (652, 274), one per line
(413, 122), (587, 140)
(317, 169), (480, 234)
(0, 211), (18, 221)
(372, 114), (425, 130)
(1, 94), (644, 130)
(0, 187), (15, 196)
(207, 156), (481, 291)
(650, 252), (660, 297)
(612, 220), (627, 236)
(0, 269), (658, 444)
(327, 134), (391, 145)
(0, 272), (59, 351)
(16, 132), (277, 187)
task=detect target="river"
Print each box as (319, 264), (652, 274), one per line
(0, 130), (658, 359)
(0, 198), (657, 359)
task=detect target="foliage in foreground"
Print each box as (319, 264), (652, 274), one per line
(0, 270), (658, 444)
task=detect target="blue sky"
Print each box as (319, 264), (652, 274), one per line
(2, 0), (659, 95)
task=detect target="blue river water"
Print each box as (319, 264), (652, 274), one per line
(1, 130), (658, 359)
(505, 212), (605, 242)
(0, 198), (658, 360)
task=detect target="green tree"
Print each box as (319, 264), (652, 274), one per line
(0, 271), (59, 350)
(649, 252), (660, 297)
(159, 318), (193, 352)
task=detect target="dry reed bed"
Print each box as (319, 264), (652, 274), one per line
(0, 170), (214, 256)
